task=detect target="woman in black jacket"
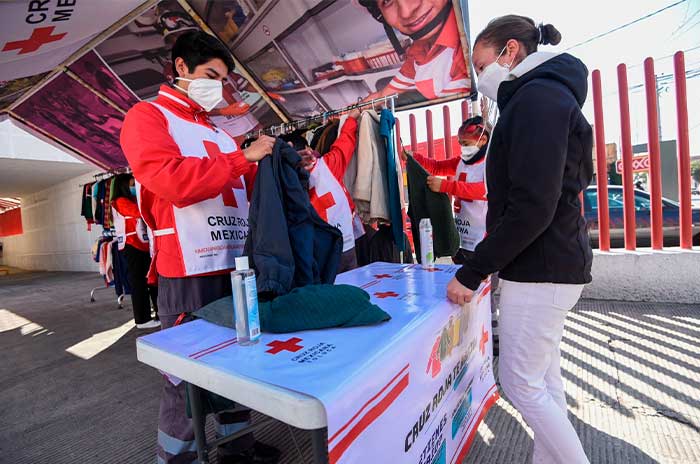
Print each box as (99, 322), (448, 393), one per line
(446, 15), (593, 463)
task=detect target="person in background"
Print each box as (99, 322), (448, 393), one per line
(120, 30), (279, 464)
(111, 174), (160, 329)
(361, 0), (469, 101)
(446, 15), (594, 464)
(282, 108), (362, 273)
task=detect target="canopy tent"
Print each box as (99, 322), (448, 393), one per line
(0, 0), (472, 170)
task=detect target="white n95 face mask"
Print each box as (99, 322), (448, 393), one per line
(460, 145), (480, 161)
(477, 46), (514, 102)
(175, 77), (223, 112)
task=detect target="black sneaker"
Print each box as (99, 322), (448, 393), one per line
(219, 441), (281, 464)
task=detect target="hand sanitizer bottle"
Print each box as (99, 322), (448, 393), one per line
(231, 256), (260, 345)
(419, 218), (435, 267)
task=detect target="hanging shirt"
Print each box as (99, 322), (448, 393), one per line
(387, 9), (469, 100)
(112, 196), (149, 253)
(120, 85), (256, 278)
(411, 152), (487, 251)
(308, 116), (358, 252)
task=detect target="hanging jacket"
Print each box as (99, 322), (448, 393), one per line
(245, 139), (342, 297)
(112, 196), (149, 253)
(455, 52), (594, 290)
(412, 147), (488, 251)
(316, 119), (340, 155)
(120, 85), (256, 278)
(344, 111), (390, 223)
(308, 116), (358, 252)
(379, 109), (404, 250)
(406, 155), (460, 261)
(81, 183), (94, 228)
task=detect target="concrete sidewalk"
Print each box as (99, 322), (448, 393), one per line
(1, 272), (698, 463)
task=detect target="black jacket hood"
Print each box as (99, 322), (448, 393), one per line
(498, 53), (589, 109)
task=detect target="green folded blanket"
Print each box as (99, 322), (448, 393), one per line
(193, 284), (391, 333)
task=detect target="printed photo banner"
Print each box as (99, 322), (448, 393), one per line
(14, 73), (127, 168)
(192, 0), (472, 119)
(94, 0), (283, 141)
(140, 263), (497, 464)
(68, 51), (140, 112)
(0, 0), (146, 81)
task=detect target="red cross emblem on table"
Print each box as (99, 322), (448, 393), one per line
(374, 274), (392, 279)
(309, 187), (335, 222)
(479, 325), (489, 355)
(374, 291), (399, 299)
(423, 267), (440, 272)
(3, 27), (67, 55)
(203, 140), (244, 208)
(266, 337), (304, 354)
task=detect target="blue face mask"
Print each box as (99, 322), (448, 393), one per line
(129, 186), (137, 197)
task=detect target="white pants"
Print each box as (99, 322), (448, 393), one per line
(498, 280), (589, 464)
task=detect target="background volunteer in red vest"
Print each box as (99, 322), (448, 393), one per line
(360, 0), (469, 101)
(282, 107), (362, 273)
(111, 173), (160, 329)
(120, 31), (279, 464)
(447, 16), (594, 464)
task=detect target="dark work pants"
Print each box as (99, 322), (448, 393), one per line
(123, 245), (158, 324)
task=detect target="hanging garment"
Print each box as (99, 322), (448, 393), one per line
(354, 223), (414, 266)
(112, 240), (132, 296)
(379, 109), (404, 251)
(308, 116), (358, 252)
(406, 155), (460, 262)
(91, 182), (99, 223)
(121, 85), (256, 278)
(81, 183), (94, 228)
(94, 180), (105, 226)
(410, 149), (488, 252)
(244, 139), (342, 297)
(112, 197), (149, 252)
(316, 119), (340, 156)
(344, 110), (390, 223)
(103, 179), (113, 228)
(310, 122), (329, 151)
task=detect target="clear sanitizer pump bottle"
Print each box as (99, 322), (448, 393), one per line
(231, 256), (261, 346)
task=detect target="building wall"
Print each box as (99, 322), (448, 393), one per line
(0, 171), (102, 272)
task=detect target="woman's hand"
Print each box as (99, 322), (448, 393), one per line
(243, 135), (275, 162)
(427, 176), (443, 193)
(447, 277), (474, 305)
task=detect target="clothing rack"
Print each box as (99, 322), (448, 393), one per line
(81, 167), (132, 187)
(248, 94), (398, 138)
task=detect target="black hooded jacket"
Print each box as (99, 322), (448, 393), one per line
(456, 53), (594, 290)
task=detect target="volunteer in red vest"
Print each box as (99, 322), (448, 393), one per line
(361, 0), (469, 101)
(404, 116), (490, 262)
(120, 31), (279, 464)
(111, 173), (159, 329)
(284, 108), (361, 272)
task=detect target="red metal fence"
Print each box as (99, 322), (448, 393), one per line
(397, 51), (697, 250)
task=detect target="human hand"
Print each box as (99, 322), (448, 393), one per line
(348, 108), (361, 120)
(299, 148), (316, 171)
(243, 135), (275, 162)
(447, 277), (474, 305)
(401, 149), (411, 162)
(427, 176), (443, 193)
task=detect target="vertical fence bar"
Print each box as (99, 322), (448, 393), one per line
(442, 105), (452, 159)
(617, 64), (637, 250)
(426, 109), (435, 159)
(643, 57), (664, 250)
(409, 113), (418, 152)
(461, 100), (469, 121)
(592, 70), (611, 251)
(674, 52), (693, 249)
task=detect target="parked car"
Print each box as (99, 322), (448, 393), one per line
(583, 186), (700, 248)
(691, 189), (700, 209)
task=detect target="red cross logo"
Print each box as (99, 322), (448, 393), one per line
(203, 140), (244, 208)
(374, 274), (392, 279)
(479, 325), (489, 355)
(458, 172), (467, 182)
(266, 337), (303, 354)
(3, 27), (67, 55)
(374, 291), (399, 299)
(309, 187), (336, 222)
(423, 267), (440, 272)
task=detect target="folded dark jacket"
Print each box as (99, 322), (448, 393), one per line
(193, 284), (390, 333)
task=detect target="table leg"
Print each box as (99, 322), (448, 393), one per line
(311, 427), (328, 464)
(187, 383), (209, 463)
